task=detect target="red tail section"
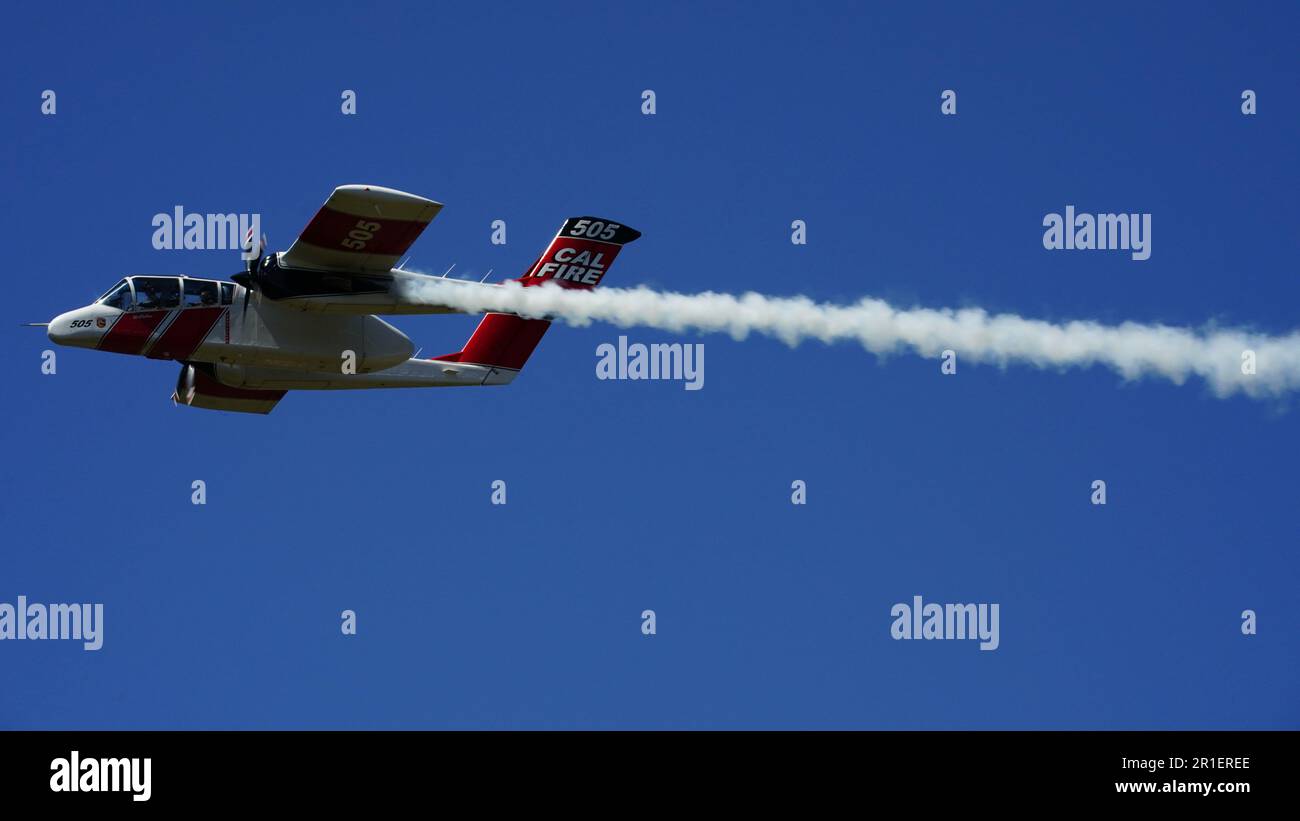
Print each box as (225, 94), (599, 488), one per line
(437, 217), (640, 372)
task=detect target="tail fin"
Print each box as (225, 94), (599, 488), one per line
(436, 217), (640, 374)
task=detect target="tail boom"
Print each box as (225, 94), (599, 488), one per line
(434, 216), (639, 372)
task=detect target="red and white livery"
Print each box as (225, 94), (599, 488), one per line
(45, 185), (640, 414)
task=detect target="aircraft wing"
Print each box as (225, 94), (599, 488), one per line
(173, 364), (286, 414)
(280, 185), (443, 274)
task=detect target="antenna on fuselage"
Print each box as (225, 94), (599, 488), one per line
(440, 264), (456, 279)
(479, 268), (494, 283)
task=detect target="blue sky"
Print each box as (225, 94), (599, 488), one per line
(2, 1), (1297, 728)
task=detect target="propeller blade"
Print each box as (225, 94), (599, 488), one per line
(242, 229), (267, 274)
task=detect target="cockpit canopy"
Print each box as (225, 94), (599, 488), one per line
(96, 276), (235, 312)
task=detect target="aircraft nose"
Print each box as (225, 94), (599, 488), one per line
(46, 309), (99, 348)
(46, 311), (72, 344)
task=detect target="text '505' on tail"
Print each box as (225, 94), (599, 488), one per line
(431, 217), (640, 376)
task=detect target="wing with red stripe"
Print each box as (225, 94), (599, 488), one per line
(280, 185), (442, 274)
(173, 364), (285, 415)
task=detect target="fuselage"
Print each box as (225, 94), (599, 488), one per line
(46, 264), (511, 390)
(49, 272), (414, 370)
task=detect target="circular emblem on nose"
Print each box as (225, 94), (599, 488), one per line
(96, 317), (106, 328)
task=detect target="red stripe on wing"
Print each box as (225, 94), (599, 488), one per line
(191, 368), (286, 401)
(297, 205), (432, 258)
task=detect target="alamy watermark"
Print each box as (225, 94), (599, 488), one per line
(890, 595), (999, 651)
(1042, 205), (1151, 260)
(152, 207), (261, 258)
(0, 595), (103, 650)
(50, 751), (150, 801)
(596, 336), (704, 390)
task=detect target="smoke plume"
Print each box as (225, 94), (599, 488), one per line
(397, 276), (1299, 399)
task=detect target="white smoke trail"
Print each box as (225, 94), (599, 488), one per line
(398, 276), (1300, 399)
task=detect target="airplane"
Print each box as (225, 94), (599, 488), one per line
(42, 185), (640, 414)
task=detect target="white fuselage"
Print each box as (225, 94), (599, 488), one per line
(47, 271), (517, 391)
